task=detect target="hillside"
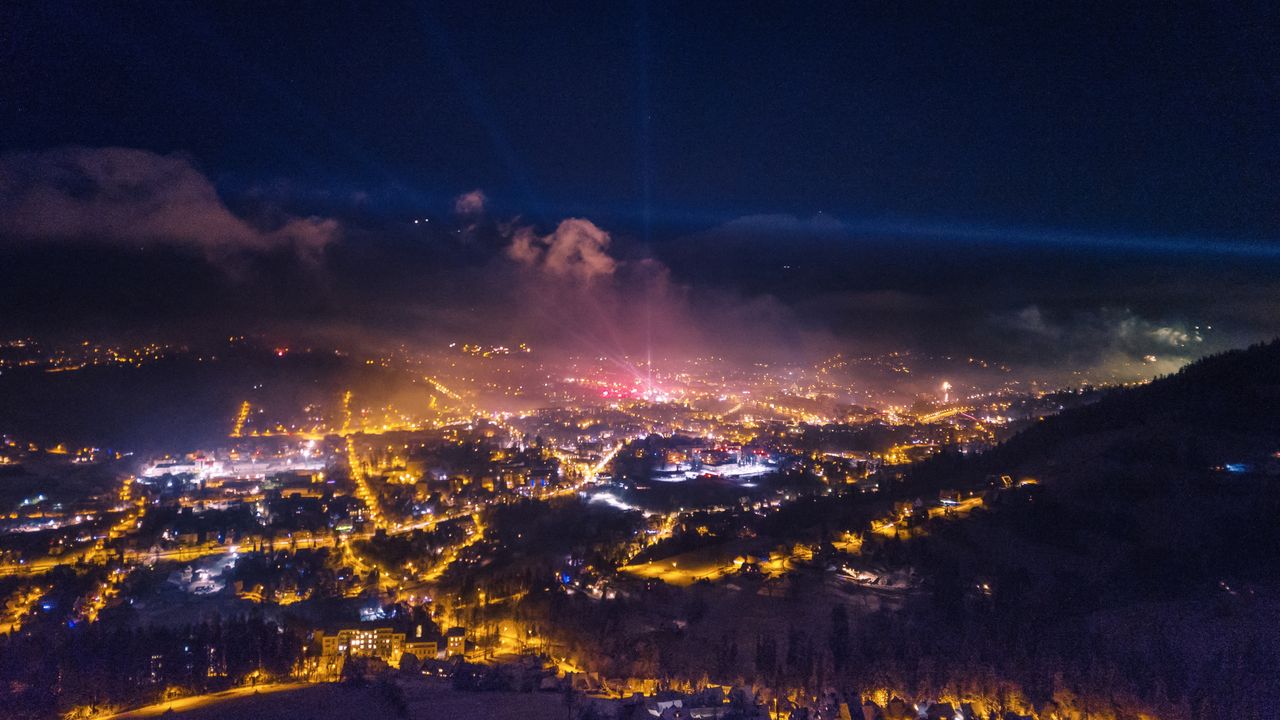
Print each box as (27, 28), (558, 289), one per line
(989, 338), (1280, 483)
(0, 346), (424, 452)
(867, 341), (1280, 718)
(906, 340), (1280, 596)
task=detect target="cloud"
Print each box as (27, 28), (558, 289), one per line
(991, 305), (1206, 376)
(710, 212), (847, 237)
(1004, 305), (1060, 339)
(453, 189), (487, 215)
(0, 147), (339, 260)
(505, 218), (617, 282)
(458, 213), (830, 363)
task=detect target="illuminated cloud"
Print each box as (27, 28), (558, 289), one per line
(453, 189), (487, 215)
(0, 147), (339, 260)
(507, 226), (544, 266)
(1005, 306), (1060, 339)
(993, 305), (1206, 374)
(505, 218), (617, 282)
(710, 212), (846, 237)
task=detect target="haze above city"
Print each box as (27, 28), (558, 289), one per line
(2, 3), (1277, 380)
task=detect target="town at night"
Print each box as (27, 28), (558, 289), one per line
(1, 3), (1278, 720)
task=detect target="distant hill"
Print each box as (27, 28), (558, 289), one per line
(0, 346), (422, 452)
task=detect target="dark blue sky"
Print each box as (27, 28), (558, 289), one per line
(0, 1), (1277, 369)
(5, 1), (1276, 239)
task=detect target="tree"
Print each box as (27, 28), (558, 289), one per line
(755, 635), (777, 684)
(829, 605), (851, 674)
(563, 684), (577, 720)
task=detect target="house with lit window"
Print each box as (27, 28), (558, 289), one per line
(404, 640), (437, 660)
(445, 626), (467, 657)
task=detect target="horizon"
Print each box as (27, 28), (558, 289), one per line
(2, 3), (1278, 380)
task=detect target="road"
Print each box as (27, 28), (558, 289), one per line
(0, 508), (478, 578)
(103, 682), (311, 718)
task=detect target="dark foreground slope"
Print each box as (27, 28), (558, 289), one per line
(888, 341), (1280, 718)
(915, 339), (1280, 594)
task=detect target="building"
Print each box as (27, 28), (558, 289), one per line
(445, 626), (467, 657)
(316, 626), (407, 664)
(404, 640), (438, 660)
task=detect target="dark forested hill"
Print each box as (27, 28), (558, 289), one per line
(912, 339), (1280, 494)
(987, 338), (1280, 482)
(908, 339), (1280, 597)
(877, 341), (1280, 718)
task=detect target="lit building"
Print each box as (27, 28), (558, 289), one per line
(316, 627), (407, 664)
(404, 640), (438, 660)
(445, 626), (467, 657)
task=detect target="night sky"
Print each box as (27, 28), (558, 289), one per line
(1, 1), (1277, 372)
